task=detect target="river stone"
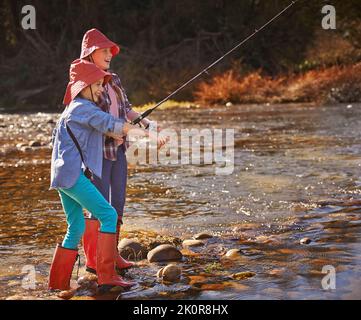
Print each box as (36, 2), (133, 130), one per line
(193, 232), (213, 240)
(224, 249), (243, 259)
(157, 267), (165, 278)
(58, 290), (75, 300)
(29, 140), (42, 147)
(300, 237), (311, 245)
(118, 238), (147, 260)
(161, 264), (182, 282)
(16, 142), (27, 149)
(182, 239), (205, 247)
(77, 275), (97, 286)
(232, 271), (256, 280)
(147, 244), (183, 262)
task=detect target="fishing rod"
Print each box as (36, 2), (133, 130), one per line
(131, 0), (300, 126)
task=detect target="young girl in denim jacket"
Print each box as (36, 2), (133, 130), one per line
(48, 59), (164, 291)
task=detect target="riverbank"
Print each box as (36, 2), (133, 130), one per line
(1, 66), (346, 114)
(195, 63), (361, 105)
(3, 60), (359, 114)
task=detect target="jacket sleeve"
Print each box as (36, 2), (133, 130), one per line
(68, 101), (125, 138)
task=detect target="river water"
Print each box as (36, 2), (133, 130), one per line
(1, 102), (361, 300)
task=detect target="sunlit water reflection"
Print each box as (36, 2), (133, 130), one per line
(1, 103), (361, 299)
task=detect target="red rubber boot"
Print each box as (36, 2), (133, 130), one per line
(115, 218), (135, 270)
(82, 218), (99, 274)
(96, 232), (135, 288)
(48, 244), (78, 290)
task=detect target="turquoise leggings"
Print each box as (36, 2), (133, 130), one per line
(58, 171), (118, 249)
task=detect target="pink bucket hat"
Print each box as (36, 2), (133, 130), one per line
(80, 28), (120, 59)
(63, 59), (112, 105)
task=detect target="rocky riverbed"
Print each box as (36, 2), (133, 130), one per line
(2, 103), (361, 299)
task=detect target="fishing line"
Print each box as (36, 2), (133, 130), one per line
(131, 0), (300, 126)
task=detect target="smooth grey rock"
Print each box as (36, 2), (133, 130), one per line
(147, 244), (182, 262)
(161, 264), (182, 282)
(118, 238), (147, 260)
(29, 141), (41, 147)
(300, 237), (311, 245)
(224, 249), (243, 259)
(194, 232), (213, 240)
(182, 239), (205, 247)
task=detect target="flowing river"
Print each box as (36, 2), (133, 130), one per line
(1, 102), (361, 300)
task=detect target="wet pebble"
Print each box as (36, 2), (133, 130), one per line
(300, 237), (312, 245)
(193, 232), (213, 240)
(29, 141), (42, 147)
(223, 249), (243, 259)
(58, 290), (75, 300)
(157, 264), (182, 282)
(118, 238), (147, 260)
(147, 244), (183, 263)
(182, 239), (205, 247)
(180, 248), (201, 257)
(16, 142), (27, 148)
(231, 272), (256, 280)
(77, 274), (97, 287)
(254, 235), (282, 244)
(157, 267), (165, 278)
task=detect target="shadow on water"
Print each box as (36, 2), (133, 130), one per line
(1, 103), (361, 299)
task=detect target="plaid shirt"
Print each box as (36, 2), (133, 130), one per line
(98, 72), (133, 161)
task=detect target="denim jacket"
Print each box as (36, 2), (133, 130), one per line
(50, 97), (125, 189)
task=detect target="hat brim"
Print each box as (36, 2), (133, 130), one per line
(80, 40), (120, 59)
(63, 72), (111, 105)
